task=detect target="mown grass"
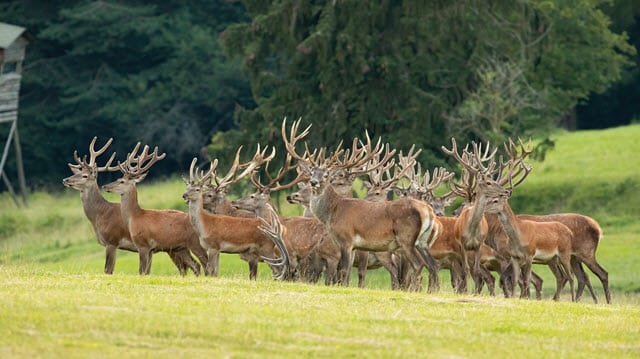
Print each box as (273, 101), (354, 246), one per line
(1, 266), (639, 358)
(1, 124), (640, 357)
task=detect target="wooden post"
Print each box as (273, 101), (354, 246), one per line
(13, 126), (27, 206)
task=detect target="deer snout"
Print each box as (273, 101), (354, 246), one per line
(309, 179), (319, 187)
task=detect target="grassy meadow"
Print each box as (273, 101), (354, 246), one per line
(1, 124), (640, 358)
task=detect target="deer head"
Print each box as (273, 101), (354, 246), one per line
(63, 136), (116, 190)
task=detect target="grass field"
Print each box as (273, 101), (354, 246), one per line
(1, 124), (640, 357)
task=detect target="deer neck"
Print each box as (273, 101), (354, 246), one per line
(119, 186), (143, 228)
(495, 201), (527, 256)
(302, 205), (314, 218)
(464, 192), (489, 239)
(187, 192), (212, 239)
(310, 185), (340, 225)
(80, 181), (113, 223)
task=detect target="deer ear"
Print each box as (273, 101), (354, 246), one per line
(444, 196), (457, 206)
(67, 163), (82, 174)
(134, 173), (148, 183)
(363, 181), (372, 189)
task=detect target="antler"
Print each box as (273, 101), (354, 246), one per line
(250, 148), (309, 194)
(213, 145), (275, 190)
(117, 142), (166, 176)
(423, 166), (455, 193)
(496, 137), (533, 189)
(441, 137), (497, 175)
(69, 136), (116, 172)
(188, 157), (217, 186)
(341, 133), (396, 177)
(281, 117), (313, 164)
(256, 204), (290, 279)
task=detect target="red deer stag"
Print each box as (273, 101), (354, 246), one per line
(482, 147), (576, 301)
(102, 143), (208, 275)
(63, 137), (201, 275)
(491, 139), (606, 302)
(230, 148), (326, 281)
(440, 139), (515, 295)
(286, 179), (342, 285)
(183, 157), (289, 280)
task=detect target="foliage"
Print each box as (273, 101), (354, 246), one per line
(0, 0), (252, 188)
(218, 0), (634, 169)
(0, 0), (637, 192)
(576, 0), (640, 129)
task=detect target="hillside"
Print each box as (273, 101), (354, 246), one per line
(0, 124), (639, 294)
(511, 123), (640, 225)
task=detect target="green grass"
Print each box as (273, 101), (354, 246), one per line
(1, 266), (639, 358)
(1, 124), (640, 357)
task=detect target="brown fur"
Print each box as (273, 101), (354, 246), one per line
(183, 184), (282, 280)
(518, 213), (609, 303)
(102, 180), (208, 275)
(485, 197), (576, 301)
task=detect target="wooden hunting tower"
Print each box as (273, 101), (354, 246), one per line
(0, 22), (28, 207)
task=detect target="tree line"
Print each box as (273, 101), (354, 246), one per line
(0, 0), (637, 190)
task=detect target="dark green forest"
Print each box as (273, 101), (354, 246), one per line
(0, 0), (638, 190)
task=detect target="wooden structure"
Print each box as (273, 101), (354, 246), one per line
(0, 22), (28, 207)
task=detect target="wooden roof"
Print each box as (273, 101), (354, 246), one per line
(0, 22), (27, 49)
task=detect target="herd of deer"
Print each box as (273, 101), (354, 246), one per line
(62, 119), (610, 304)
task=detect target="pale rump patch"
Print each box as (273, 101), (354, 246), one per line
(534, 248), (558, 261)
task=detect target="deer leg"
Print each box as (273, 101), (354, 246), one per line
(449, 258), (465, 294)
(547, 258), (565, 301)
(167, 249), (187, 276)
(206, 248), (220, 277)
(520, 260), (532, 299)
(138, 247), (152, 275)
(577, 254), (610, 304)
(530, 271), (544, 300)
(558, 253), (575, 302)
(248, 257), (259, 281)
(104, 244), (117, 275)
(508, 258), (521, 299)
(571, 257), (597, 303)
(471, 250), (485, 295)
(478, 265), (496, 296)
(355, 250), (369, 289)
(414, 242), (439, 293)
(498, 261), (512, 298)
(188, 240), (209, 276)
(176, 248), (201, 276)
(324, 257), (339, 286)
(379, 253), (401, 290)
(337, 245), (353, 287)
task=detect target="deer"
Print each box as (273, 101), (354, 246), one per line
(439, 138), (520, 295)
(182, 157), (289, 280)
(517, 212), (607, 303)
(286, 180), (342, 285)
(282, 118), (440, 291)
(360, 146), (425, 290)
(101, 143), (209, 275)
(475, 141), (576, 301)
(488, 139), (606, 302)
(229, 147), (327, 281)
(63, 137), (201, 276)
(195, 145), (275, 275)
